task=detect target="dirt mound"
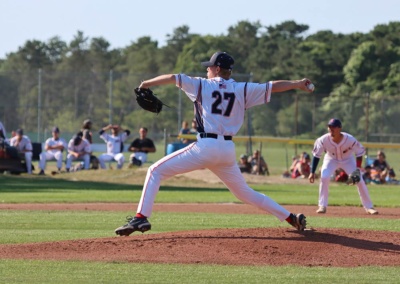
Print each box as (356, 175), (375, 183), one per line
(1, 228), (399, 267)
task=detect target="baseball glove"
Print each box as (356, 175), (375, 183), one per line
(134, 87), (165, 114)
(346, 168), (361, 185)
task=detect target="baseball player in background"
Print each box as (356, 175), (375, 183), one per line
(65, 132), (91, 172)
(0, 121), (7, 141)
(98, 124), (130, 169)
(308, 118), (378, 215)
(115, 51), (314, 236)
(9, 129), (33, 174)
(38, 126), (67, 175)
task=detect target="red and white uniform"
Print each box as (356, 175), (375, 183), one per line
(10, 135), (33, 174)
(98, 131), (129, 169)
(39, 137), (67, 170)
(312, 132), (374, 209)
(137, 74), (291, 221)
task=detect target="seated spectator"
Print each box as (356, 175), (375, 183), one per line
(292, 153), (311, 179)
(38, 127), (67, 175)
(0, 121), (7, 141)
(189, 118), (198, 136)
(238, 154), (251, 173)
(9, 129), (33, 174)
(81, 119), (99, 169)
(98, 124), (130, 170)
(129, 127), (156, 166)
(179, 120), (190, 144)
(65, 132), (91, 172)
(363, 165), (373, 184)
(371, 151), (392, 184)
(385, 169), (398, 184)
(248, 150), (269, 175)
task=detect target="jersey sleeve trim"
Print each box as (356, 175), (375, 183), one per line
(265, 82), (272, 103)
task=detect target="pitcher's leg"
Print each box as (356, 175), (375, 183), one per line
(210, 166), (290, 221)
(137, 143), (204, 217)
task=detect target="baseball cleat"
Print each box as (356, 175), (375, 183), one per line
(366, 208), (378, 215)
(316, 206), (326, 214)
(115, 216), (151, 236)
(288, 213), (307, 231)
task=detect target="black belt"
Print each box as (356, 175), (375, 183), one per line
(199, 133), (232, 140)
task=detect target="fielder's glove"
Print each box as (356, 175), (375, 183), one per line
(134, 87), (166, 114)
(346, 168), (361, 185)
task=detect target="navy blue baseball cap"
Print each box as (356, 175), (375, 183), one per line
(328, 118), (342, 128)
(201, 52), (234, 70)
(16, 129), (23, 135)
(52, 126), (60, 133)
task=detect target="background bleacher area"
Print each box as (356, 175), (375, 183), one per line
(9, 131), (399, 176)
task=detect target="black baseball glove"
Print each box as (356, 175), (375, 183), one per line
(134, 87), (165, 114)
(346, 168), (361, 185)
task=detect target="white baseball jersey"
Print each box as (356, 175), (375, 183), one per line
(176, 74), (272, 135)
(10, 136), (33, 152)
(312, 132), (365, 160)
(100, 132), (129, 155)
(136, 74), (292, 223)
(45, 137), (67, 154)
(67, 138), (91, 153)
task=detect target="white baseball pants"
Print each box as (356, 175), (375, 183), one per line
(39, 151), (64, 170)
(22, 152), (33, 174)
(318, 156), (374, 209)
(98, 153), (125, 169)
(137, 135), (291, 221)
(66, 154), (90, 170)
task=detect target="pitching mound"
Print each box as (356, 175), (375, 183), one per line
(0, 228), (399, 267)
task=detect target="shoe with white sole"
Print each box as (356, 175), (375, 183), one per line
(366, 208), (378, 215)
(316, 206), (326, 214)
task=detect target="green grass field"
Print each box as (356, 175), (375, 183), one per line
(0, 168), (399, 283)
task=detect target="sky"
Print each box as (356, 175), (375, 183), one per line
(1, 0), (399, 59)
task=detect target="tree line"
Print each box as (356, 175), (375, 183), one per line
(0, 20), (399, 142)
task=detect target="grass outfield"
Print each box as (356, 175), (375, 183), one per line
(0, 172), (399, 283)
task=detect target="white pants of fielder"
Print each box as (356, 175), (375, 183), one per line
(137, 134), (291, 221)
(39, 151), (64, 170)
(318, 156), (374, 209)
(98, 153), (125, 169)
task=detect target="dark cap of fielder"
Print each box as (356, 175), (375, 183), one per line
(328, 118), (342, 128)
(201, 52), (234, 70)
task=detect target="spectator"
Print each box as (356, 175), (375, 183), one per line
(248, 149), (269, 175)
(238, 154), (251, 173)
(362, 165), (373, 184)
(38, 127), (67, 175)
(9, 129), (33, 174)
(385, 169), (398, 184)
(65, 132), (91, 172)
(128, 127), (156, 166)
(81, 119), (99, 169)
(179, 120), (191, 144)
(371, 151), (391, 184)
(0, 121), (6, 140)
(292, 153), (311, 179)
(98, 124), (130, 170)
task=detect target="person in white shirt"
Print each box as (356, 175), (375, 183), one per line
(9, 129), (33, 174)
(115, 51), (313, 236)
(38, 127), (67, 175)
(0, 121), (7, 141)
(98, 124), (130, 169)
(65, 132), (91, 172)
(308, 118), (378, 215)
